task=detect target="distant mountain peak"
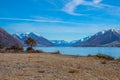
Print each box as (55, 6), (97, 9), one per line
(76, 29), (120, 47)
(95, 29), (120, 36)
(95, 30), (106, 36)
(51, 36), (91, 46)
(30, 32), (41, 37)
(15, 32), (42, 38)
(25, 32), (30, 35)
(109, 28), (116, 31)
(108, 29), (120, 33)
(13, 32), (54, 47)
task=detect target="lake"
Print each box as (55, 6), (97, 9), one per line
(33, 47), (120, 58)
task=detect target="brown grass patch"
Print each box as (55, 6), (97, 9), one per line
(68, 69), (79, 73)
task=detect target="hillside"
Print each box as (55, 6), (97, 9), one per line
(0, 27), (22, 47)
(75, 29), (120, 47)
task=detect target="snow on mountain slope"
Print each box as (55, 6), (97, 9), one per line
(51, 36), (91, 46)
(76, 29), (120, 47)
(13, 32), (54, 47)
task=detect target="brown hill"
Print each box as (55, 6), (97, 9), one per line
(0, 27), (22, 47)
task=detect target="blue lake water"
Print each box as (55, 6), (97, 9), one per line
(33, 47), (120, 58)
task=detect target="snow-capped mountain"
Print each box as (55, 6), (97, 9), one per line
(71, 36), (91, 46)
(12, 29), (120, 47)
(75, 29), (120, 47)
(13, 32), (91, 47)
(13, 32), (54, 47)
(51, 36), (90, 46)
(50, 40), (71, 46)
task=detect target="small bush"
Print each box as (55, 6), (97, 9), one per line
(87, 54), (94, 57)
(34, 50), (44, 53)
(117, 57), (120, 62)
(68, 69), (79, 73)
(26, 47), (34, 51)
(95, 54), (114, 60)
(87, 54), (114, 60)
(26, 47), (43, 53)
(10, 46), (23, 51)
(5, 46), (23, 53)
(0, 44), (3, 49)
(38, 70), (45, 73)
(101, 61), (107, 64)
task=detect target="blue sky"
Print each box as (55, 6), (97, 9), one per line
(0, 0), (120, 41)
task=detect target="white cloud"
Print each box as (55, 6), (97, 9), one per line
(0, 18), (62, 23)
(0, 17), (82, 24)
(62, 0), (84, 16)
(93, 0), (102, 4)
(0, 17), (65, 23)
(62, 0), (120, 16)
(62, 0), (104, 15)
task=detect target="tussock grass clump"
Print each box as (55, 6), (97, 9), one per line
(26, 47), (34, 51)
(101, 61), (107, 64)
(26, 47), (44, 53)
(5, 46), (23, 53)
(68, 69), (79, 74)
(38, 70), (45, 73)
(96, 54), (114, 60)
(27, 49), (44, 53)
(117, 57), (120, 62)
(0, 44), (3, 49)
(34, 50), (44, 53)
(87, 54), (114, 60)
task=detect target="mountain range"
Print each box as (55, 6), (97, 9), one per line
(13, 32), (54, 47)
(13, 32), (90, 47)
(1, 27), (120, 47)
(51, 36), (90, 47)
(75, 29), (120, 47)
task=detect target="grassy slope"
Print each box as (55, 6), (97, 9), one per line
(0, 53), (120, 80)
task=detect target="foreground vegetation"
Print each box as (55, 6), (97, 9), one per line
(0, 53), (120, 80)
(87, 54), (115, 60)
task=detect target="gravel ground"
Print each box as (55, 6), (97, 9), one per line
(0, 53), (120, 80)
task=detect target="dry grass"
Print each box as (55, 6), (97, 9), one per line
(0, 53), (120, 80)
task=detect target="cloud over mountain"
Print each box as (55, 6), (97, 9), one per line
(62, 0), (103, 15)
